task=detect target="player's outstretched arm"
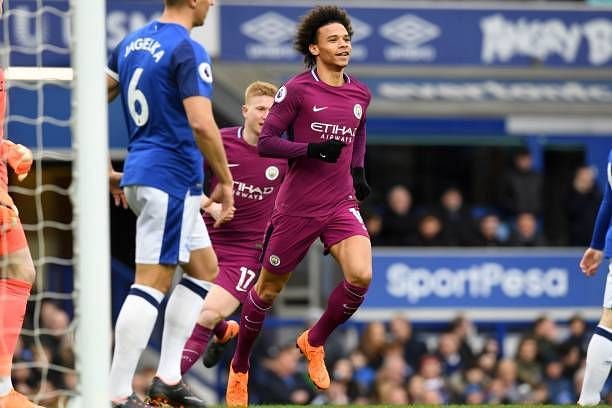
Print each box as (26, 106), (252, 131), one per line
(184, 96), (235, 226)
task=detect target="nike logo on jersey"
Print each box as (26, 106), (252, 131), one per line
(228, 164), (240, 168)
(313, 106), (328, 112)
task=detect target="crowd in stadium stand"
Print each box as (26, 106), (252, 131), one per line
(363, 150), (602, 248)
(14, 306), (608, 405)
(239, 314), (607, 405)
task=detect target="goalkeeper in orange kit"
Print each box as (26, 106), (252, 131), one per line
(0, 67), (42, 408)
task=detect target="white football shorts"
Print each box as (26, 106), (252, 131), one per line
(124, 185), (211, 265)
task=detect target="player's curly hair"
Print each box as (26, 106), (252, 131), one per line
(293, 5), (353, 68)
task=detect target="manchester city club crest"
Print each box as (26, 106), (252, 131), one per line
(265, 166), (280, 181)
(353, 103), (363, 119)
(269, 255), (281, 267)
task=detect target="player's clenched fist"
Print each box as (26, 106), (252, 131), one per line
(2, 140), (33, 181)
(204, 182), (235, 227)
(307, 140), (345, 163)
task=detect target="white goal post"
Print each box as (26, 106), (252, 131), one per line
(71, 0), (111, 406)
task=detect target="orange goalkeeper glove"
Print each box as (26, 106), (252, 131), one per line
(2, 140), (33, 181)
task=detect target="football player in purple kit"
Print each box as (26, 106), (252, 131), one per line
(179, 81), (288, 375)
(226, 6), (372, 407)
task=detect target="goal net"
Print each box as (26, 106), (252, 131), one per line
(3, 0), (110, 406)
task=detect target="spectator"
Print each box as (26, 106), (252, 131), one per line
(566, 166), (602, 246)
(380, 185), (416, 245)
(410, 213), (450, 246)
(560, 343), (582, 380)
(477, 349), (499, 379)
(494, 359), (522, 403)
(532, 316), (559, 364)
(436, 186), (474, 245)
(471, 214), (505, 246)
(544, 360), (575, 404)
(515, 336), (542, 387)
(358, 322), (387, 369)
(561, 314), (590, 357)
(436, 332), (463, 376)
(449, 315), (477, 366)
(388, 315), (427, 372)
(253, 344), (313, 405)
(406, 374), (426, 404)
(499, 148), (543, 216)
(362, 208), (384, 246)
(378, 343), (411, 385)
(329, 358), (360, 402)
(449, 364), (487, 403)
(419, 355), (449, 403)
(376, 382), (409, 404)
(349, 349), (376, 396)
(508, 212), (547, 246)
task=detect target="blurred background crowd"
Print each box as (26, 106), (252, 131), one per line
(362, 148), (602, 248)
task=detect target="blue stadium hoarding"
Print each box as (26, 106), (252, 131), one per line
(220, 3), (612, 67)
(4, 1), (612, 151)
(358, 249), (607, 322)
(1, 1), (163, 67)
(4, 1), (612, 68)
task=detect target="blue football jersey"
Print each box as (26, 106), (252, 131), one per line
(107, 21), (214, 198)
(590, 149), (612, 257)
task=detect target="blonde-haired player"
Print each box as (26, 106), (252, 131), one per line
(180, 81), (288, 374)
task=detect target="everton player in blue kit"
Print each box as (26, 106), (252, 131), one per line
(578, 149), (612, 406)
(106, 0), (234, 406)
(226, 6), (372, 407)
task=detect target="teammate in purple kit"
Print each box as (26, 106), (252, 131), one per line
(226, 6), (372, 407)
(180, 81), (287, 375)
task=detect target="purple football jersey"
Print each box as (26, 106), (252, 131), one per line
(205, 126), (287, 254)
(259, 69), (371, 218)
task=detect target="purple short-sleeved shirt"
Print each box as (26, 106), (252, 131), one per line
(259, 69), (371, 218)
(204, 126), (287, 257)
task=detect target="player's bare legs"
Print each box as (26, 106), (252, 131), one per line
(299, 235), (371, 389)
(181, 284), (240, 374)
(226, 269), (291, 407)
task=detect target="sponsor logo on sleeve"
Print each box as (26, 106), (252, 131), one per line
(198, 62), (213, 83)
(274, 85), (287, 103)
